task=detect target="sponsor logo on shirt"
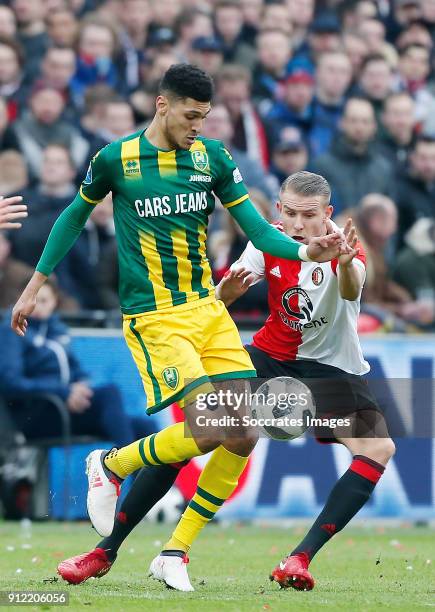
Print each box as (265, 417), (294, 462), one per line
(189, 174), (212, 182)
(124, 159), (140, 176)
(83, 163), (92, 185)
(162, 367), (179, 390)
(270, 266), (281, 278)
(282, 286), (314, 322)
(233, 168), (243, 183)
(191, 150), (210, 173)
(312, 267), (324, 286)
(134, 191), (208, 217)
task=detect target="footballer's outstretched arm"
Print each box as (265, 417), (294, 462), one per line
(227, 199), (346, 263)
(11, 195), (94, 336)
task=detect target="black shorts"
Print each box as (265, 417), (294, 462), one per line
(246, 344), (386, 442)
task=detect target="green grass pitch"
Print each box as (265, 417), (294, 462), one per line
(0, 521), (433, 611)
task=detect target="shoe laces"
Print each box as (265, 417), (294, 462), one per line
(76, 549), (106, 568)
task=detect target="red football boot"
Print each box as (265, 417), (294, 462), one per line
(270, 553), (315, 591)
(57, 548), (114, 585)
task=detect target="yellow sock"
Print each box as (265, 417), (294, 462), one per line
(104, 422), (203, 479)
(165, 445), (249, 551)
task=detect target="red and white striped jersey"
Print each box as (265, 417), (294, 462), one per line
(232, 228), (369, 375)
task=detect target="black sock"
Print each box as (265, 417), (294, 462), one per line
(291, 455), (385, 562)
(97, 464), (181, 561)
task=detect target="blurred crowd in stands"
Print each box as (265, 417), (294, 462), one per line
(0, 0), (434, 331)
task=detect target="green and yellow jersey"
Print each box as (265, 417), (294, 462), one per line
(80, 131), (248, 316)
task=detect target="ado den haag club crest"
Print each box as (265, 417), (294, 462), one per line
(191, 150), (209, 173)
(162, 367), (179, 390)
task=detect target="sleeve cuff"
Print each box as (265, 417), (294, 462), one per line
(298, 244), (312, 262)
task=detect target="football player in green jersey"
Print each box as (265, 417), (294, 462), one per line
(12, 64), (349, 591)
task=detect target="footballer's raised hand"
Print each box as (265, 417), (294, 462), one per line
(338, 218), (360, 266)
(11, 271), (47, 336)
(0, 195), (28, 229)
(215, 267), (256, 307)
(306, 219), (353, 262)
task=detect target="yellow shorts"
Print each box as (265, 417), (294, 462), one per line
(123, 298), (256, 414)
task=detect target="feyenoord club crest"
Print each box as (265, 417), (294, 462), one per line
(191, 150), (209, 173)
(162, 367), (179, 390)
(312, 267), (324, 286)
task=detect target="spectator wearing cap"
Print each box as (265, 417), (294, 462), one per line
(393, 136), (435, 246)
(146, 27), (177, 59)
(312, 97), (394, 213)
(116, 0), (152, 93)
(291, 11), (342, 75)
(252, 28), (293, 104)
(173, 8), (213, 62)
(188, 36), (224, 77)
(356, 54), (395, 123)
(10, 85), (89, 180)
(0, 37), (28, 121)
(264, 68), (314, 138)
(269, 126), (309, 184)
(12, 0), (50, 83)
(308, 12), (342, 60)
(70, 16), (122, 107)
(213, 0), (256, 71)
(202, 103), (279, 202)
(216, 64), (270, 170)
(310, 50), (353, 158)
(375, 92), (416, 169)
(393, 218), (435, 328)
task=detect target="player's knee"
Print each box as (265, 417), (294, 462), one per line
(194, 436), (220, 454)
(380, 438), (396, 463)
(353, 438), (395, 465)
(224, 435), (257, 457)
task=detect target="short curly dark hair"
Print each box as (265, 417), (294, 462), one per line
(159, 64), (214, 102)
